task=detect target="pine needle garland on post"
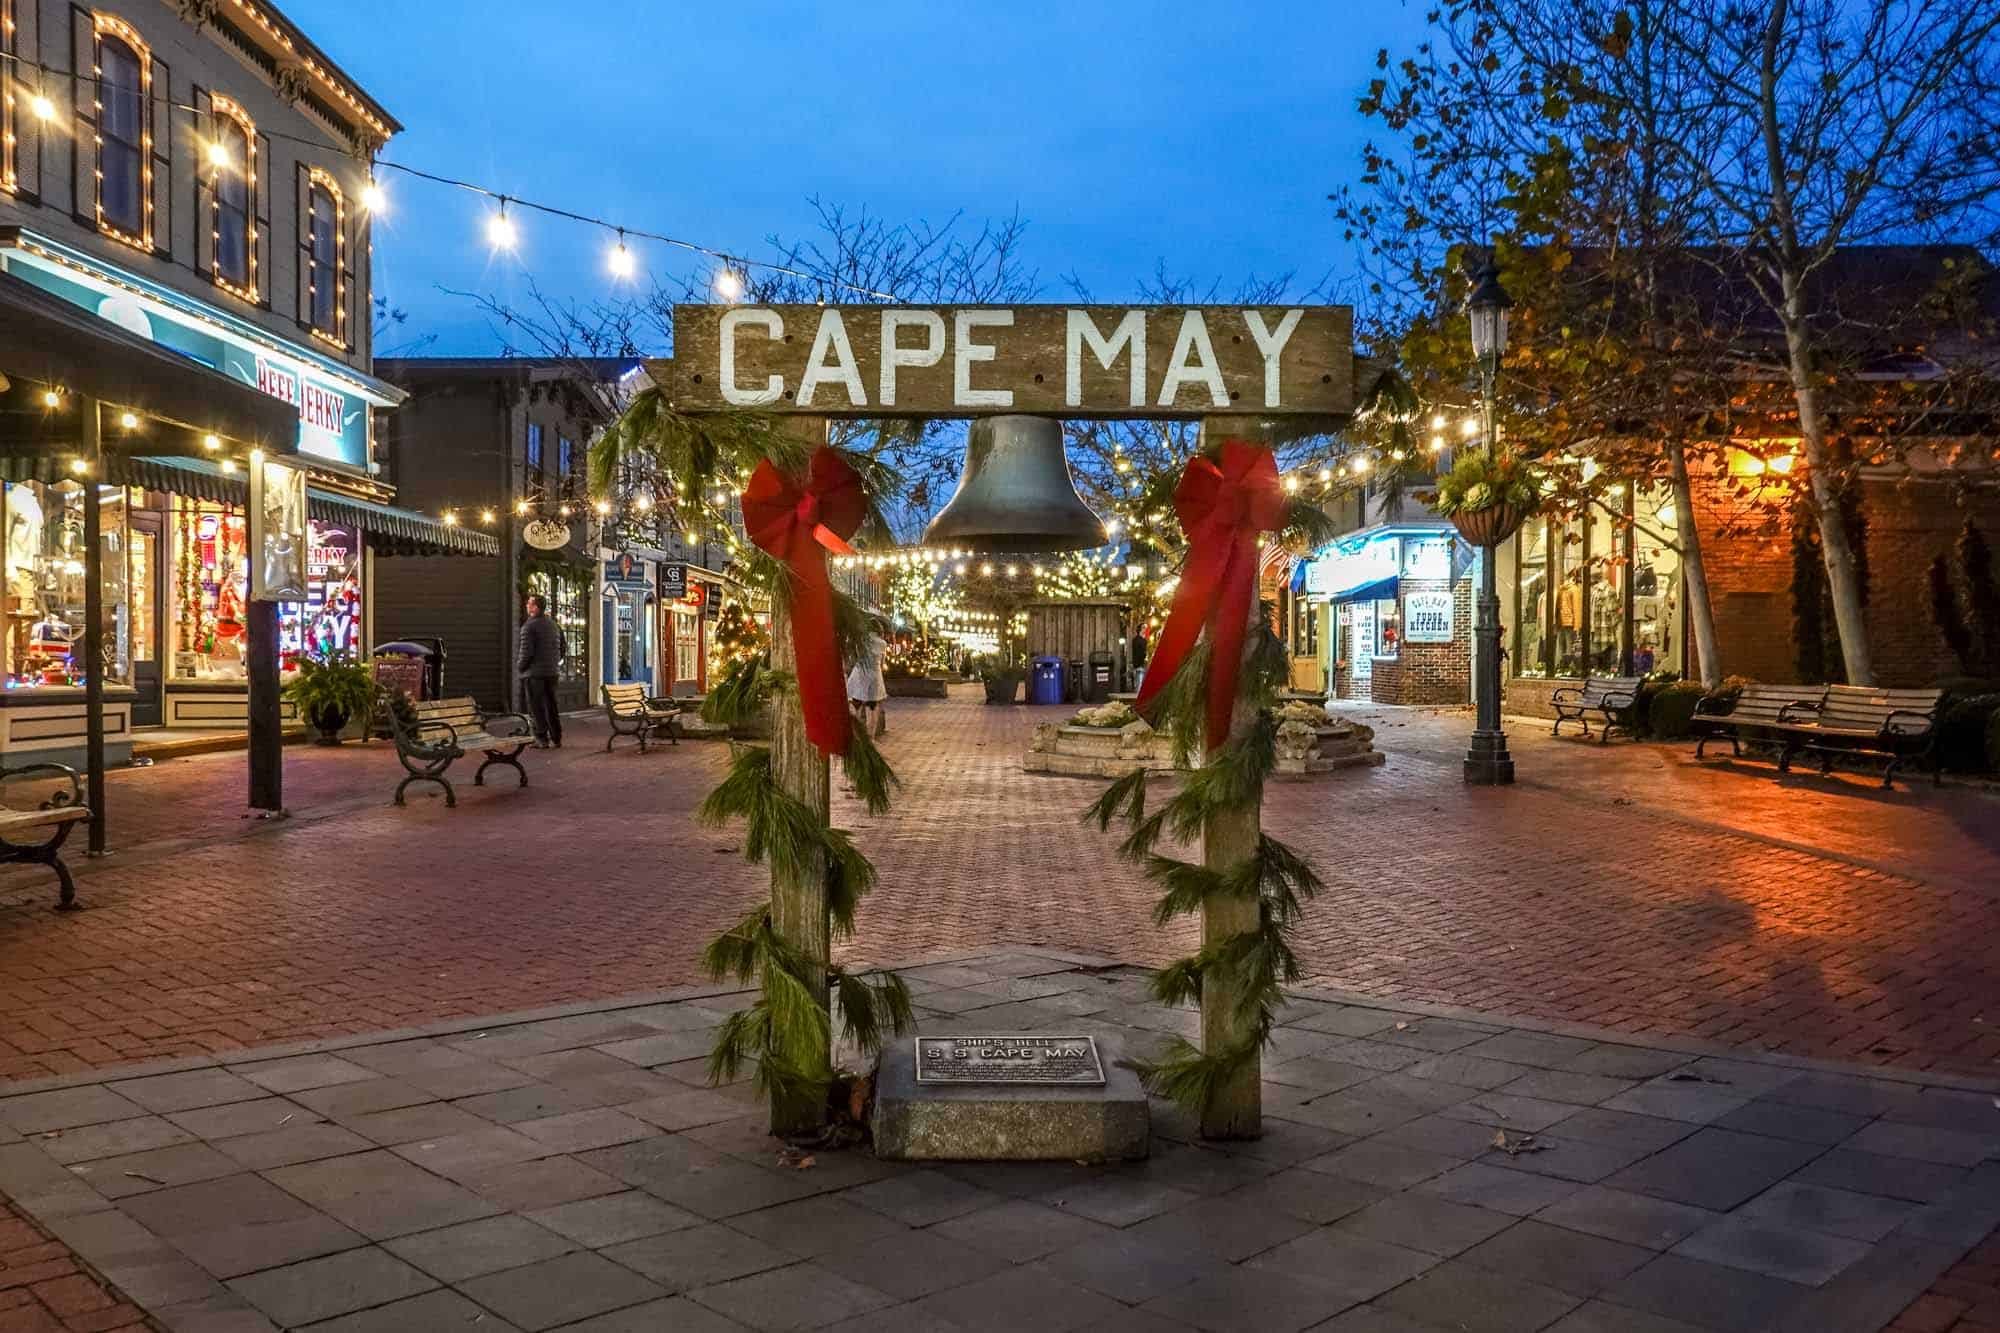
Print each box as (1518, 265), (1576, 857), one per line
(593, 393), (911, 1140)
(1084, 428), (1337, 1139)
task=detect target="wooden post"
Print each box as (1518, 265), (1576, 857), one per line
(80, 399), (107, 857)
(1198, 415), (1272, 1140)
(765, 416), (831, 1137)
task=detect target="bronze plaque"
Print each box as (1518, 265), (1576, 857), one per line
(665, 304), (1354, 419)
(914, 1034), (1106, 1086)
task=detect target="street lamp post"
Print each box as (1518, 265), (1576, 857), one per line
(1464, 251), (1515, 786)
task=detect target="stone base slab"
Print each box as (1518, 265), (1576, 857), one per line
(872, 1036), (1151, 1162)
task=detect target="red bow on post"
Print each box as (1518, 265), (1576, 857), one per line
(1134, 441), (1285, 754)
(742, 447), (867, 757)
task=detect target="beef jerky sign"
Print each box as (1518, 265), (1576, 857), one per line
(667, 304), (1354, 419)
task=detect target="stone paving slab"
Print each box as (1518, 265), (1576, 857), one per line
(0, 949), (1993, 1332)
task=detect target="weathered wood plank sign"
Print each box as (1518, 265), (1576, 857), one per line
(666, 304), (1354, 419)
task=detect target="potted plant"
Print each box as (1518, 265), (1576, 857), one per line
(980, 656), (1023, 705)
(284, 651), (377, 745)
(1432, 449), (1544, 546)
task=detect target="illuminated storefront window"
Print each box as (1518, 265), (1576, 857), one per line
(279, 521), (362, 665)
(524, 564), (587, 684)
(1510, 484), (1685, 679)
(1, 482), (132, 689)
(170, 499), (249, 682)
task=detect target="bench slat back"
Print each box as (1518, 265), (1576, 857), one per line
(1818, 685), (1942, 734)
(604, 684), (647, 708)
(1727, 684), (1826, 726)
(414, 698), (482, 732)
(1578, 676), (1644, 705)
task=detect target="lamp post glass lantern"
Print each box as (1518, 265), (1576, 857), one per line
(1465, 252), (1515, 785)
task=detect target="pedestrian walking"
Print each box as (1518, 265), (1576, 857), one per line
(1131, 624), (1150, 693)
(517, 594), (565, 748)
(847, 626), (888, 739)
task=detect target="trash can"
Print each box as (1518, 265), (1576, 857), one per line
(1065, 658), (1085, 703)
(1030, 655), (1067, 706)
(1086, 651), (1115, 704)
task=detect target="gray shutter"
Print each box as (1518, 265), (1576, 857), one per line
(69, 5), (94, 223)
(294, 162), (312, 329)
(191, 86), (214, 276)
(254, 131), (272, 305)
(10, 0), (43, 199)
(148, 54), (170, 254)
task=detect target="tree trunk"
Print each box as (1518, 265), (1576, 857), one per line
(1780, 314), (1875, 685)
(1197, 416), (1268, 1140)
(766, 418), (832, 1137)
(1663, 438), (1723, 688)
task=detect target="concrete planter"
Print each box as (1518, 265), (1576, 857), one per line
(886, 675), (951, 699)
(1025, 714), (1383, 778)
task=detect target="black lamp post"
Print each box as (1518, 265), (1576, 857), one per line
(1463, 251), (1515, 785)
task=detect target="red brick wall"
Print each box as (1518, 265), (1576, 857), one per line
(1693, 472), (2000, 687)
(1370, 577), (1473, 705)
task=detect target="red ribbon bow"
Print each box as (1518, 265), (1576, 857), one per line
(742, 447), (867, 757)
(1134, 441), (1285, 753)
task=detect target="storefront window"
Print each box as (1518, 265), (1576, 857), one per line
(1585, 496), (1624, 674)
(1634, 488), (1683, 675)
(278, 521), (362, 666)
(1514, 517), (1549, 678)
(2, 481), (132, 689)
(1374, 597), (1401, 659)
(524, 564), (586, 684)
(171, 499), (249, 682)
(672, 605), (700, 685)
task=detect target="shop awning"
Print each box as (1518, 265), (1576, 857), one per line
(1333, 575), (1400, 603)
(111, 456), (499, 558)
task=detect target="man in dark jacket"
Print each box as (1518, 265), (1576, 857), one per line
(517, 595), (565, 747)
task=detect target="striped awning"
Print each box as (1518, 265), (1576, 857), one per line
(2, 455), (497, 557)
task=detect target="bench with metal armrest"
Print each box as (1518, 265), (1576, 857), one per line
(601, 683), (681, 753)
(1780, 686), (1944, 788)
(1691, 683), (1828, 760)
(0, 763), (91, 909)
(1550, 675), (1645, 744)
(387, 697), (532, 807)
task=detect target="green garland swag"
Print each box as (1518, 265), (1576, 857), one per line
(1082, 605), (1325, 1119)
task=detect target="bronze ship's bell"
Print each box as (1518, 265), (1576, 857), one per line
(922, 415), (1107, 554)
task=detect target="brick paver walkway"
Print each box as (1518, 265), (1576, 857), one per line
(0, 691), (1994, 1085)
(0, 1196), (155, 1332)
(0, 950), (1992, 1333)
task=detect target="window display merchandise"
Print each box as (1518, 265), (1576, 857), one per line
(279, 523), (362, 664)
(173, 500), (250, 681)
(3, 481), (131, 690)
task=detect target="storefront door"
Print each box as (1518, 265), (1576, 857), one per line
(128, 510), (163, 727)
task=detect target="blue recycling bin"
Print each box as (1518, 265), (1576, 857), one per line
(1030, 655), (1067, 705)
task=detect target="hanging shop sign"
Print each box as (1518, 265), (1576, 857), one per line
(1404, 589), (1455, 643)
(660, 563), (688, 599)
(669, 304), (1354, 418)
(682, 584), (708, 609)
(604, 552), (649, 588)
(523, 518), (572, 551)
(700, 580), (723, 617)
(249, 458), (308, 603)
(0, 231), (392, 468)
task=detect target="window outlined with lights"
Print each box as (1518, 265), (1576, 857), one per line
(2, 0), (16, 193)
(304, 167), (345, 348)
(92, 12), (153, 250)
(208, 94), (257, 301)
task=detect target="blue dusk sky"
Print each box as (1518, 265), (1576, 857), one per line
(298, 1), (1432, 355)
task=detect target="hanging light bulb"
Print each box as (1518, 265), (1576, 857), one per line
(248, 448), (264, 465)
(29, 93), (56, 122)
(361, 178), (387, 214)
(607, 232), (635, 280)
(220, 459), (238, 474)
(594, 499), (611, 516)
(713, 266), (744, 301)
(69, 457), (88, 475)
(41, 390), (61, 408)
(202, 434), (220, 450)
(1317, 467), (1332, 482)
(480, 509), (496, 524)
(558, 504), (572, 517)
(513, 499), (529, 515)
(118, 412), (138, 430)
(1283, 476), (1300, 493)
(634, 493), (652, 511)
(442, 510), (458, 526)
(206, 139), (231, 169)
(487, 201), (517, 251)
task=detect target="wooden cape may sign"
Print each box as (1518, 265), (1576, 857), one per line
(665, 304), (1354, 419)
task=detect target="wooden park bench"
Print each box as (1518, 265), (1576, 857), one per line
(0, 763), (90, 909)
(601, 683), (681, 753)
(387, 696), (532, 807)
(1783, 685), (1945, 788)
(1692, 683), (1826, 760)
(1549, 675), (1645, 743)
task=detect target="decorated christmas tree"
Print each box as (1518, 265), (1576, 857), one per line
(711, 599), (767, 670)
